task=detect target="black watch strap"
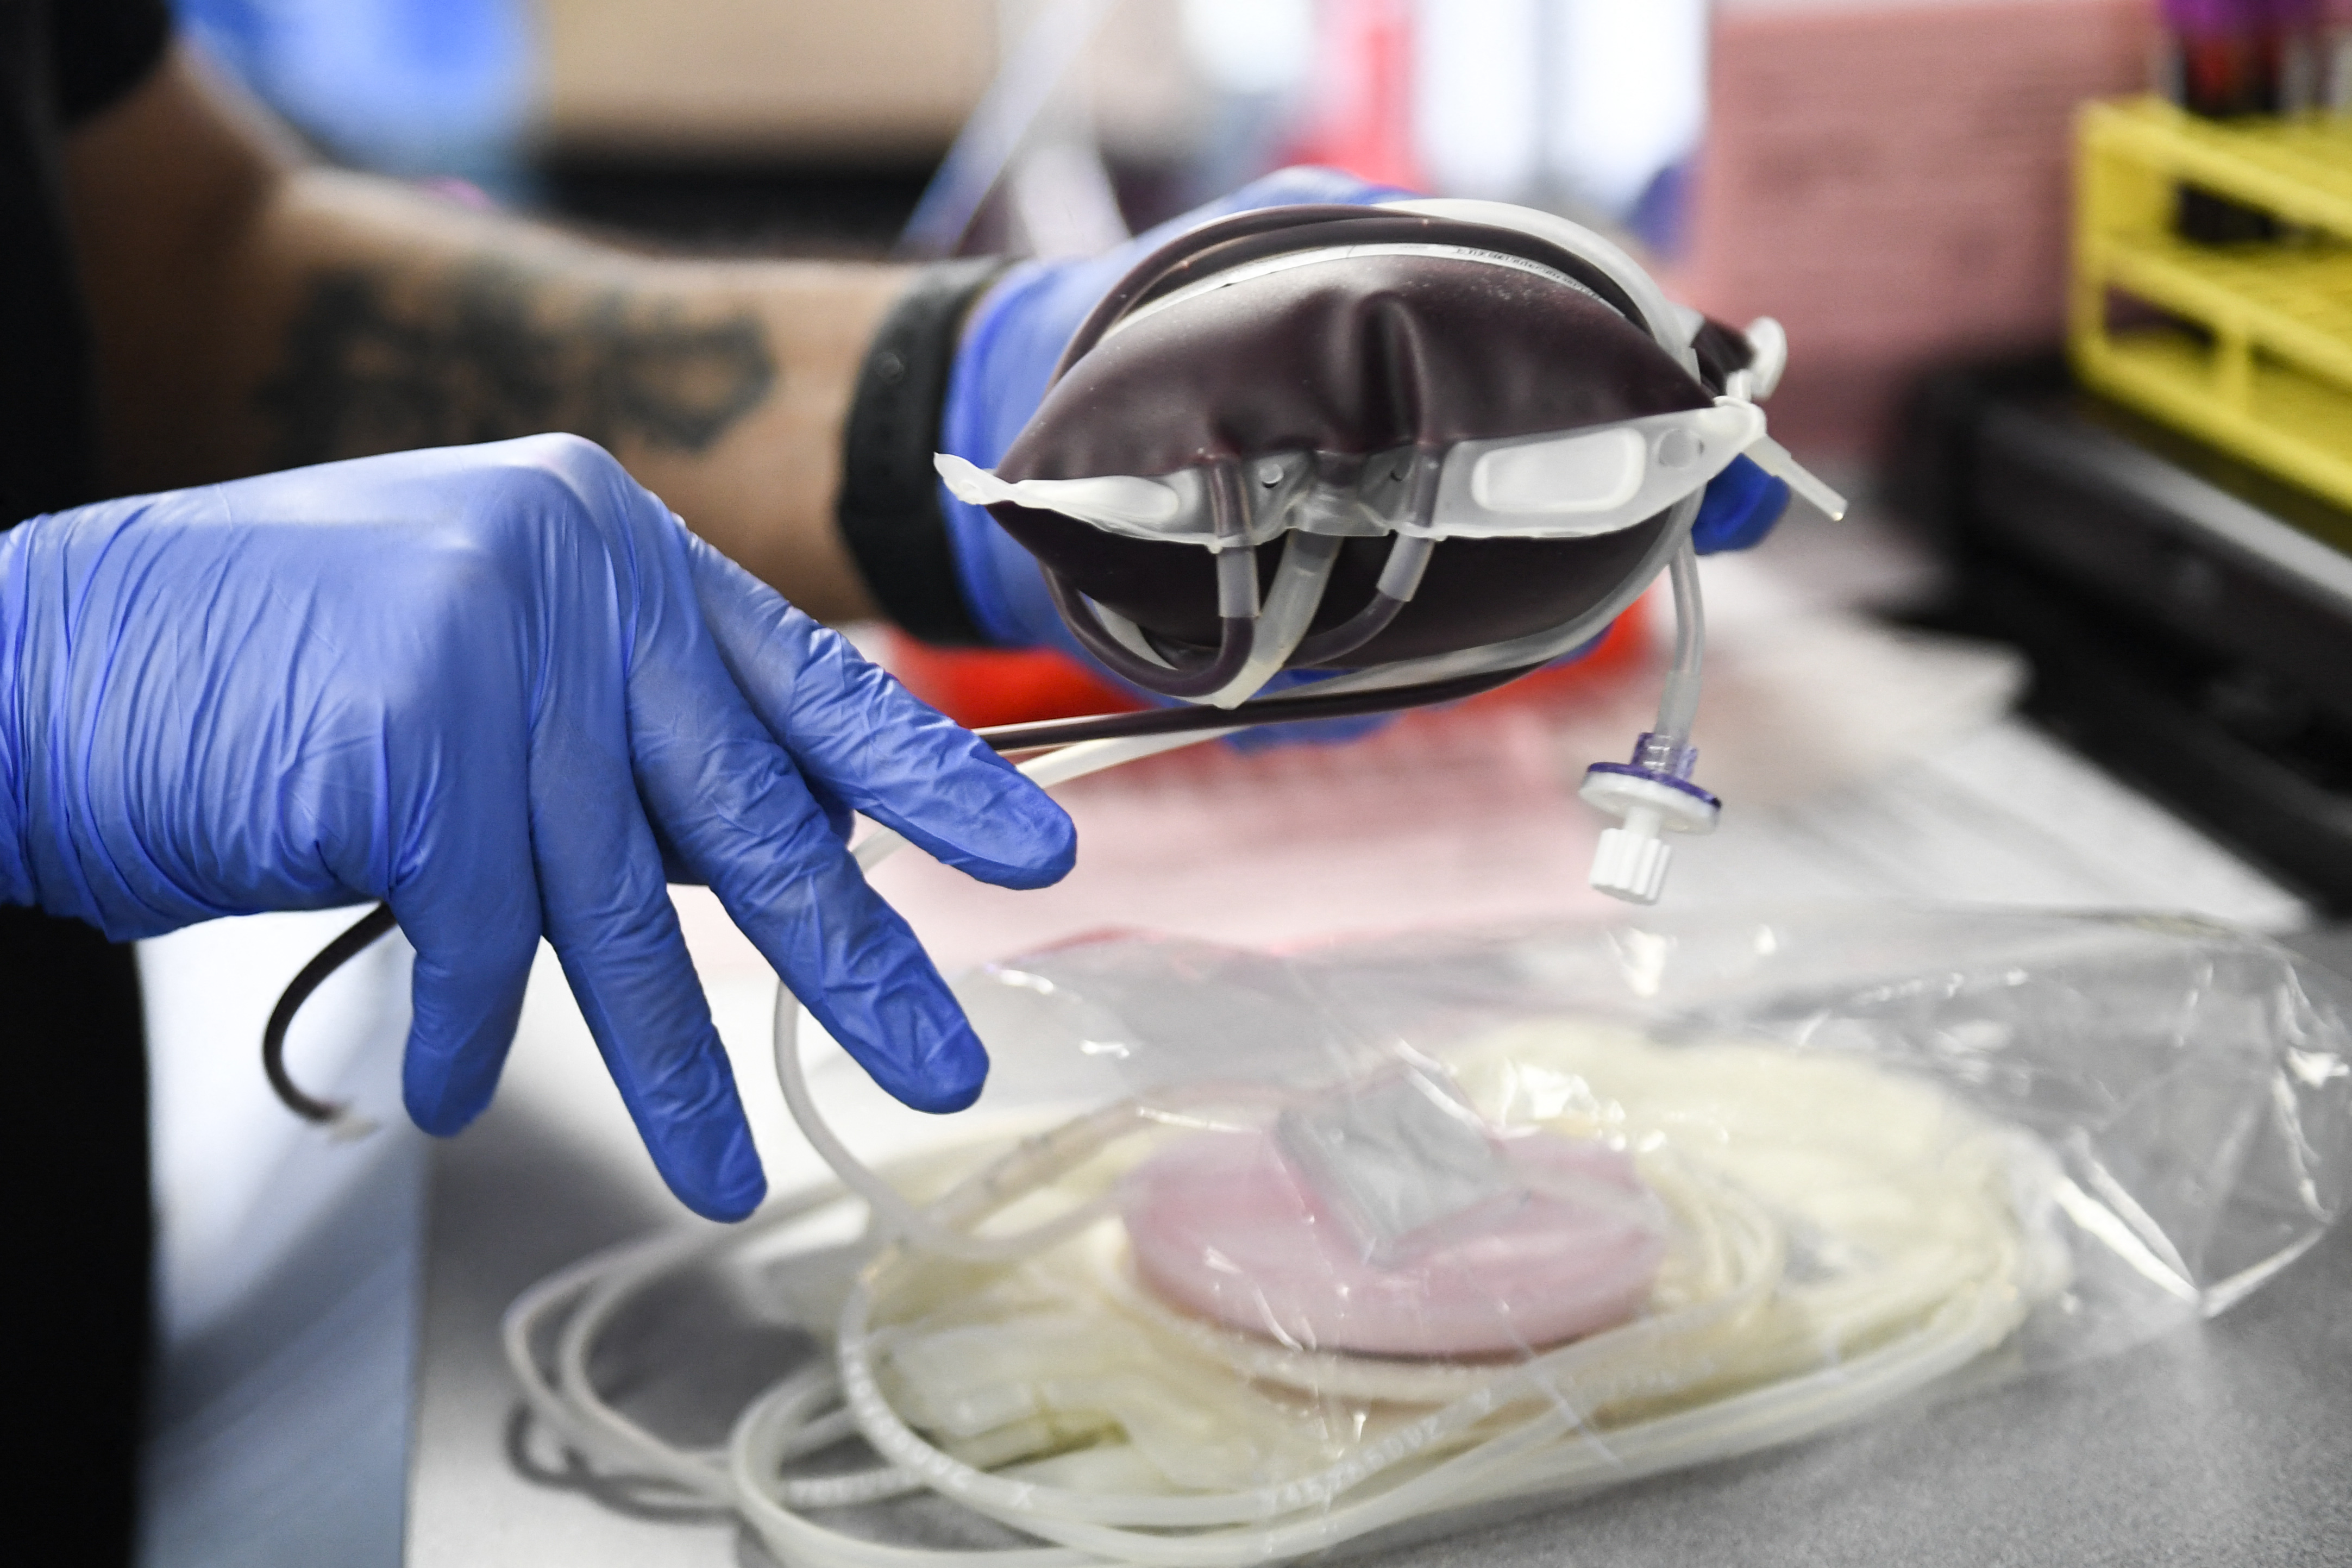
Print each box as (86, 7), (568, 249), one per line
(835, 257), (1012, 647)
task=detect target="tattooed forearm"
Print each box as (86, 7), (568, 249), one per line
(256, 261), (777, 467)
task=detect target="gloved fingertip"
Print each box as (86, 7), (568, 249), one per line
(893, 1039), (989, 1115)
(402, 1006), (520, 1136)
(645, 1103), (769, 1221)
(399, 933), (533, 1136)
(967, 793), (1077, 892)
(682, 1150), (769, 1223)
(669, 1173), (767, 1224)
(697, 1182), (767, 1225)
(403, 1048), (494, 1138)
(851, 1015), (989, 1115)
(879, 751), (1078, 892)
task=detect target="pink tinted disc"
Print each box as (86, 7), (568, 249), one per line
(1121, 1130), (1665, 1358)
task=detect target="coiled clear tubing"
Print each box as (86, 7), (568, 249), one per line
(505, 983), (2055, 1567)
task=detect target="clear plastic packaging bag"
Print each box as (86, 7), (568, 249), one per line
(505, 908), (2352, 1566)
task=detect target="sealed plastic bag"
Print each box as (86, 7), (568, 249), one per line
(505, 908), (2352, 1566)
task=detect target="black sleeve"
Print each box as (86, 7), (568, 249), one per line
(53, 0), (171, 125)
(834, 258), (1010, 647)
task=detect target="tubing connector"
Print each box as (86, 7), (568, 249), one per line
(1580, 733), (1721, 905)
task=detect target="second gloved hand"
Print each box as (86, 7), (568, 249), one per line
(0, 436), (1076, 1221)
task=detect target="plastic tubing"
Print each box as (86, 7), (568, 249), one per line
(1384, 199), (1699, 378)
(802, 1151), (1770, 1502)
(509, 917), (2043, 1568)
(1048, 466), (1263, 701)
(1292, 527), (1438, 669)
(974, 660), (1533, 754)
(1425, 1268), (2023, 1522)
(553, 1240), (919, 1509)
(260, 902), (397, 1132)
(510, 1054), (2035, 1568)
(730, 1379), (1090, 1568)
(832, 1178), (1781, 1526)
(749, 1006), (2033, 1556)
(505, 1232), (754, 1511)
(1293, 488), (1704, 703)
(1653, 541), (1705, 747)
(1063, 508), (1340, 711)
(1202, 530), (1340, 707)
(504, 1147), (1147, 1535)
(503, 1232), (718, 1491)
(1000, 480), (1696, 756)
(703, 1188), (1989, 1565)
(774, 997), (1131, 1266)
(811, 1191), (1786, 1561)
(802, 1185), (2022, 1567)
(895, 0), (1112, 259)
(500, 1199), (920, 1514)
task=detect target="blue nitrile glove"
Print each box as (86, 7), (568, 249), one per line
(0, 436), (1075, 1222)
(1689, 455), (1790, 554)
(935, 171), (1793, 687)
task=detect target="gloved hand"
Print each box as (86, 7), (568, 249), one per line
(934, 168), (1792, 673)
(1690, 455), (1789, 554)
(0, 435), (1076, 1221)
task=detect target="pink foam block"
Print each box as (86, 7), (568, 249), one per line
(1121, 1128), (1666, 1358)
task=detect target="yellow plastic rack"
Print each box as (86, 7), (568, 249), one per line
(2071, 97), (2352, 510)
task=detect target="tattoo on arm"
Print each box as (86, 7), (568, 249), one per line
(258, 261), (777, 467)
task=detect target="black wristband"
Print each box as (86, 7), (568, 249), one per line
(836, 257), (1012, 647)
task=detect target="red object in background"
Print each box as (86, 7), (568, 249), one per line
(1460, 591), (1653, 711)
(886, 595), (1653, 731)
(1285, 0), (1422, 188)
(886, 636), (1147, 729)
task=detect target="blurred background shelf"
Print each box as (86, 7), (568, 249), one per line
(2073, 96), (2352, 512)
